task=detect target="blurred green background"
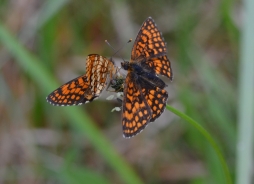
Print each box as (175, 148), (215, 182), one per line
(0, 0), (252, 183)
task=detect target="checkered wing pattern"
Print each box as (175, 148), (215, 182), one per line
(121, 17), (173, 138)
(122, 72), (168, 138)
(46, 54), (114, 106)
(122, 73), (152, 138)
(140, 85), (168, 122)
(131, 17), (173, 80)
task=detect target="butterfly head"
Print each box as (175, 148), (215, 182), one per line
(121, 61), (130, 70)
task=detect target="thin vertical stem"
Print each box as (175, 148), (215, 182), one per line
(236, 0), (254, 183)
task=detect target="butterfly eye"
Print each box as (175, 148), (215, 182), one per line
(121, 61), (129, 70)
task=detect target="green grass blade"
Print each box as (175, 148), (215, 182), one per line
(236, 0), (254, 183)
(58, 167), (110, 184)
(166, 105), (232, 184)
(58, 149), (110, 184)
(0, 24), (143, 184)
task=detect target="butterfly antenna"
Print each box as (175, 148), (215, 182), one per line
(105, 39), (131, 82)
(105, 39), (132, 61)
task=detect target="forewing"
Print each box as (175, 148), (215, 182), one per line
(46, 54), (113, 106)
(122, 72), (152, 138)
(131, 17), (167, 61)
(46, 75), (94, 106)
(131, 17), (173, 79)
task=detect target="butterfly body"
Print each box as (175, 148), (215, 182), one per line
(121, 61), (166, 89)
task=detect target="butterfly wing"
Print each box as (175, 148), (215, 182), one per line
(139, 74), (168, 122)
(131, 17), (173, 80)
(122, 71), (168, 138)
(122, 72), (152, 138)
(142, 56), (173, 80)
(85, 54), (115, 95)
(46, 74), (94, 106)
(46, 54), (113, 106)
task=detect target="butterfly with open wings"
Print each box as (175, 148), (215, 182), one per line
(120, 17), (173, 138)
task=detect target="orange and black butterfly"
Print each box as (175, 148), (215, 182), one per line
(120, 17), (173, 138)
(46, 54), (117, 106)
